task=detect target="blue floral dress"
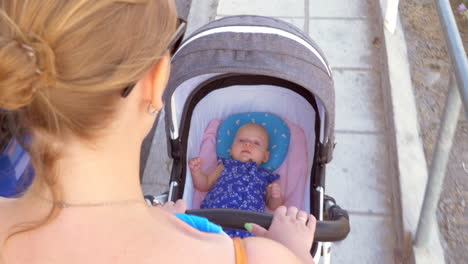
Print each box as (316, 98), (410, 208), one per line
(200, 157), (280, 237)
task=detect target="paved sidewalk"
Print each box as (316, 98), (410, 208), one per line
(142, 0), (403, 263)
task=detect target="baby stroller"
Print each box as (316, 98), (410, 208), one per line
(144, 15), (350, 263)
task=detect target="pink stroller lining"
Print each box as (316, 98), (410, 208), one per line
(191, 118), (308, 212)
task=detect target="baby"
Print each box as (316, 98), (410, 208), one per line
(189, 123), (283, 237)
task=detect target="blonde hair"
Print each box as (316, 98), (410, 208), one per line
(0, 0), (176, 240)
(237, 123), (270, 146)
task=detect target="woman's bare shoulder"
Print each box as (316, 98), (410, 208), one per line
(243, 237), (302, 264)
(0, 198), (19, 243)
(146, 208), (300, 263)
(0, 197), (19, 223)
(0, 197), (18, 207)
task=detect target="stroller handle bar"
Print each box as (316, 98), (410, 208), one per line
(186, 206), (350, 242)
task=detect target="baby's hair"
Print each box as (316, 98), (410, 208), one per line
(0, 0), (176, 243)
(237, 123), (270, 145)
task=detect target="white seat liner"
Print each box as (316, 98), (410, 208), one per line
(180, 84), (319, 213)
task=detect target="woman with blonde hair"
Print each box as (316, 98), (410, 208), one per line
(0, 1), (316, 263)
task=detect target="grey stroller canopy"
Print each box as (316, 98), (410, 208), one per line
(163, 15), (335, 165)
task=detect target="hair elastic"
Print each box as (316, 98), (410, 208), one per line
(20, 43), (42, 74)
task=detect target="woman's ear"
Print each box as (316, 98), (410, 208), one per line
(143, 54), (171, 110)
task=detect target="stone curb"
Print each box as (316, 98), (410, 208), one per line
(378, 0), (445, 263)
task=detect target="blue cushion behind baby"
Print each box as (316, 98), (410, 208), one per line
(216, 112), (290, 171)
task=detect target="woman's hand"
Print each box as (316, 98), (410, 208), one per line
(158, 199), (187, 214)
(247, 206), (316, 263)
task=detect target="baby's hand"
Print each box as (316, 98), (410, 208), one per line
(188, 157), (202, 173)
(268, 183), (281, 199)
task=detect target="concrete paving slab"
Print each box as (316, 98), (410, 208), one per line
(185, 0), (219, 38)
(326, 132), (393, 214)
(309, 0), (369, 18)
(141, 110), (172, 195)
(217, 0), (304, 17)
(141, 182), (169, 196)
(274, 17), (305, 31)
(308, 19), (378, 69)
(333, 69), (385, 132)
(215, 15), (305, 31)
(331, 214), (396, 264)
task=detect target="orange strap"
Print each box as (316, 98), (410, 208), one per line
(232, 237), (247, 264)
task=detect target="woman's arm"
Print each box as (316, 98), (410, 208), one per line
(243, 237), (307, 264)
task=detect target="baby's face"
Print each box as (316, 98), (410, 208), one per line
(229, 123), (270, 165)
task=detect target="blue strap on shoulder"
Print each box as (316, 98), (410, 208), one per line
(174, 213), (228, 236)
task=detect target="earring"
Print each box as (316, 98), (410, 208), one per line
(147, 103), (160, 116)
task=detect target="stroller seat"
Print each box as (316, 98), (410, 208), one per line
(181, 85), (316, 214)
(190, 115), (310, 213)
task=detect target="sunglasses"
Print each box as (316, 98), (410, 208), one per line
(121, 20), (187, 98)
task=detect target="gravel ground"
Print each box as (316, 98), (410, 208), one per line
(399, 1), (468, 263)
